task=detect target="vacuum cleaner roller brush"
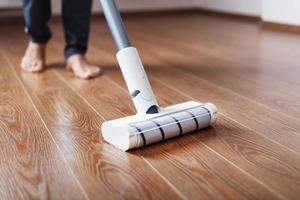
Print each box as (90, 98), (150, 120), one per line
(102, 101), (217, 151)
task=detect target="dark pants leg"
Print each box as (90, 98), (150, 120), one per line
(23, 0), (52, 43)
(62, 0), (93, 58)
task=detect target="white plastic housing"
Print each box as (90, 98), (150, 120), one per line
(101, 101), (218, 151)
(116, 47), (159, 114)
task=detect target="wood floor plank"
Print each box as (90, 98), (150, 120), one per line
(0, 53), (86, 200)
(4, 46), (181, 200)
(56, 58), (282, 199)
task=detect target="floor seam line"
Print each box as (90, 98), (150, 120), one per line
(140, 156), (188, 200)
(218, 113), (300, 156)
(55, 71), (108, 122)
(197, 139), (288, 200)
(4, 55), (90, 200)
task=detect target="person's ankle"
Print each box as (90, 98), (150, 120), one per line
(28, 41), (46, 50)
(66, 54), (87, 68)
(67, 54), (84, 61)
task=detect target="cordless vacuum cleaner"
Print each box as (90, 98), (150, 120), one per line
(100, 0), (218, 151)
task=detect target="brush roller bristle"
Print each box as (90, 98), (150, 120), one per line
(129, 104), (216, 148)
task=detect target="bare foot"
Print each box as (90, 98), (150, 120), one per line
(21, 42), (45, 72)
(66, 54), (102, 79)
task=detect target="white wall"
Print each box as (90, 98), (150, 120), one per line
(262, 0), (300, 26)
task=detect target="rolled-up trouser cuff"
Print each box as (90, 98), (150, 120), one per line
(28, 35), (51, 44)
(64, 46), (87, 59)
(25, 27), (52, 44)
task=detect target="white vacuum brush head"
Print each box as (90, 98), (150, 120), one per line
(101, 101), (217, 151)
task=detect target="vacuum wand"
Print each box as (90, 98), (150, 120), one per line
(100, 0), (160, 114)
(99, 0), (131, 50)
